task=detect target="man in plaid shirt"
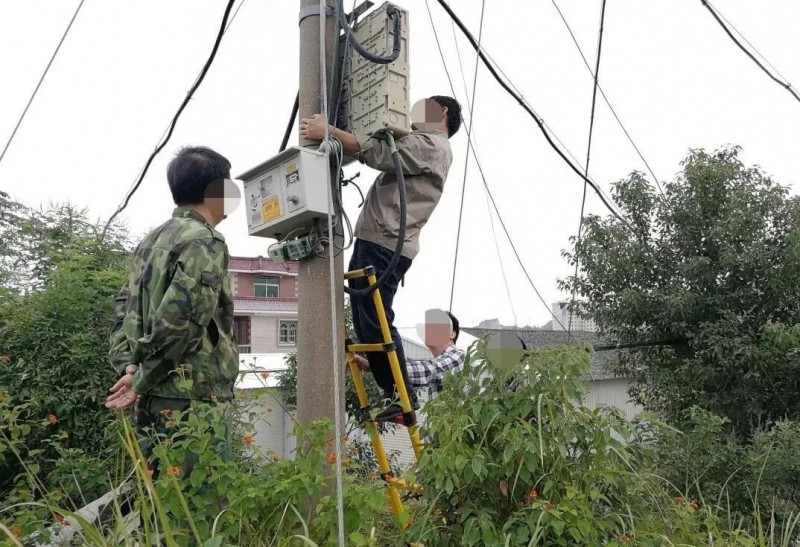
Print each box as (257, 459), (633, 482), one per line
(352, 310), (466, 402)
(406, 310), (466, 400)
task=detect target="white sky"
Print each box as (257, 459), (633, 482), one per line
(1, 0), (799, 330)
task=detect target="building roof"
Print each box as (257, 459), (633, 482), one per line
(461, 327), (621, 381)
(229, 256), (298, 275)
(234, 296), (298, 314)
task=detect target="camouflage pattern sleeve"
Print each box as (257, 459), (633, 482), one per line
(108, 284), (133, 376)
(131, 238), (226, 394)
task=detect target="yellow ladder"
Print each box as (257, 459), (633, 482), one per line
(343, 266), (425, 520)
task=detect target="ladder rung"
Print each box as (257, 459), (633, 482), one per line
(348, 343), (387, 353)
(387, 478), (424, 494)
(344, 268), (373, 280)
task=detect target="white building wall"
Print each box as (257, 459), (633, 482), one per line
(584, 378), (642, 420)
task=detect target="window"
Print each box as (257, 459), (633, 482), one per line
(279, 320), (297, 345)
(254, 276), (279, 298)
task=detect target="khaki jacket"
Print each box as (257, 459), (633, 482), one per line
(353, 129), (453, 259)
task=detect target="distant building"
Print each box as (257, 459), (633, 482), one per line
(462, 328), (641, 421)
(551, 300), (597, 332)
(230, 256), (299, 354)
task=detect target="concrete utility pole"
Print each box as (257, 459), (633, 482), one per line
(296, 0), (346, 432)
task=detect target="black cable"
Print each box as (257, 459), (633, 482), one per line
(280, 91), (300, 152)
(550, 0), (664, 198)
(337, 0), (401, 65)
(569, 0), (608, 338)
(103, 0), (237, 236)
(448, 0), (486, 314)
(343, 143), (407, 296)
(436, 0), (630, 230)
(0, 0), (86, 166)
(701, 0), (800, 105)
(425, 0), (566, 330)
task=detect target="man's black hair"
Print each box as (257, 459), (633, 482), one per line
(446, 311), (460, 343)
(167, 146), (231, 205)
(429, 95), (462, 137)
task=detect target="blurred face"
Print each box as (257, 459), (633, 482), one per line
(204, 178), (241, 226)
(417, 309), (454, 351)
(410, 98), (446, 132)
(485, 332), (526, 371)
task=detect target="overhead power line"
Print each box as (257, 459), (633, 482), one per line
(102, 0), (239, 236)
(424, 0), (567, 331)
(550, 0), (664, 197)
(700, 0), (800, 105)
(449, 15), (519, 327)
(569, 0), (608, 338)
(448, 0), (486, 313)
(0, 0), (86, 167)
(436, 0), (631, 230)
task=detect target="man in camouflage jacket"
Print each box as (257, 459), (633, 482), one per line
(105, 146), (239, 470)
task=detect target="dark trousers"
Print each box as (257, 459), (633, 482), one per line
(348, 239), (416, 403)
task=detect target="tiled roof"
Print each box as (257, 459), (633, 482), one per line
(234, 296), (298, 313)
(461, 328), (621, 381)
(229, 256), (298, 274)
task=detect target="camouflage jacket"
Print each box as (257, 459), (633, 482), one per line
(108, 207), (238, 401)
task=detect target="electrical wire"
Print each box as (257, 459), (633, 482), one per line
(317, 1), (345, 543)
(424, 0), (566, 330)
(448, 10), (518, 327)
(701, 0), (800, 105)
(0, 0), (86, 167)
(448, 0), (486, 314)
(280, 92), (300, 152)
(569, 0), (607, 338)
(435, 0), (631, 230)
(102, 0), (238, 237)
(550, 0), (664, 197)
(336, 0), (401, 64)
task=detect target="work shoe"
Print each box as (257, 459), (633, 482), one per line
(375, 402), (419, 422)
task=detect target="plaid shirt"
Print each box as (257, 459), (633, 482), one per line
(406, 345), (466, 399)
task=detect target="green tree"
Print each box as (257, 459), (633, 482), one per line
(0, 198), (130, 500)
(560, 146), (800, 437)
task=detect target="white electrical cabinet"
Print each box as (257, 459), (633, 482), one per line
(339, 2), (410, 153)
(237, 147), (331, 240)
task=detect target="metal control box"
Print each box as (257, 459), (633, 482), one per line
(338, 2), (410, 158)
(237, 147), (331, 240)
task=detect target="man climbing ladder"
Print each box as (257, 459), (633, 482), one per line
(300, 95), (462, 421)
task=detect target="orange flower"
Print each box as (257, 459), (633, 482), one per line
(243, 434), (254, 445)
(159, 409), (171, 416)
(10, 524), (22, 539)
(166, 466), (181, 477)
(327, 453), (337, 465)
(260, 372), (270, 380)
(52, 513), (69, 526)
(326, 439), (334, 448)
(527, 487), (538, 501)
(210, 394), (218, 402)
(270, 454), (281, 462)
(544, 503), (554, 512)
(266, 407), (273, 413)
(48, 414), (58, 425)
(620, 534), (632, 543)
(147, 469), (154, 478)
(691, 502), (700, 511)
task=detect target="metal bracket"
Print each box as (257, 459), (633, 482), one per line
(298, 3), (335, 25)
(348, 0), (374, 23)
